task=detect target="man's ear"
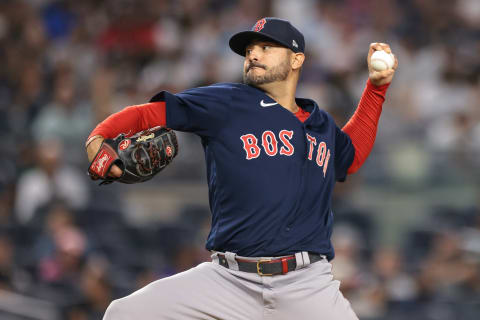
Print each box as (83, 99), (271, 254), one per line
(291, 53), (305, 70)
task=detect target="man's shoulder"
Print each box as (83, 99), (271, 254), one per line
(180, 82), (252, 96)
(150, 82), (257, 107)
(203, 82), (253, 92)
(208, 82), (243, 89)
(181, 83), (265, 105)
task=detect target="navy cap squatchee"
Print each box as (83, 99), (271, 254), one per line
(229, 17), (305, 56)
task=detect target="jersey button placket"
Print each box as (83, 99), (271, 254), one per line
(302, 124), (310, 165)
(285, 124), (308, 232)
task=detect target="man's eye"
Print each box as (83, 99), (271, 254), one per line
(263, 45), (271, 50)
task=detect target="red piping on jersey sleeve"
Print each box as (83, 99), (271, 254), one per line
(87, 102), (166, 141)
(342, 79), (390, 174)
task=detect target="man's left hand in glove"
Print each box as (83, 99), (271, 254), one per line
(87, 126), (178, 185)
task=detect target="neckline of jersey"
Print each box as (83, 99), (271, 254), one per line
(244, 83), (318, 124)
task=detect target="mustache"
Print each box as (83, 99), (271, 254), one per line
(246, 62), (267, 72)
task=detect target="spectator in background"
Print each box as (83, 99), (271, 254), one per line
(31, 62), (93, 167)
(463, 207), (480, 260)
(6, 61), (47, 147)
(32, 203), (89, 310)
(77, 256), (113, 319)
(1, 3), (48, 176)
(372, 247), (418, 303)
(0, 182), (16, 225)
(331, 224), (366, 296)
(331, 224), (384, 319)
(0, 234), (14, 291)
(419, 231), (479, 300)
(371, 247), (419, 318)
(14, 139), (89, 224)
(36, 203), (87, 282)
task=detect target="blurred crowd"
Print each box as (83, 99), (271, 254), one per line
(0, 0), (479, 319)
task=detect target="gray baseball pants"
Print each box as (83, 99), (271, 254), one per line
(103, 251), (359, 320)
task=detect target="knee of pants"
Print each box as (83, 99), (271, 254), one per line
(103, 299), (129, 320)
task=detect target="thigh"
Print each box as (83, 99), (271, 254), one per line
(103, 262), (263, 320)
(272, 261), (359, 320)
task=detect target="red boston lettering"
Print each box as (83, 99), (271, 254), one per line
(240, 130), (330, 177)
(306, 134), (317, 160)
(279, 130), (294, 156)
(316, 142), (327, 167)
(262, 131), (278, 156)
(240, 134), (261, 160)
(323, 149), (331, 177)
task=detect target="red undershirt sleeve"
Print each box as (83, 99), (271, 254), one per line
(87, 102), (167, 143)
(342, 79), (390, 174)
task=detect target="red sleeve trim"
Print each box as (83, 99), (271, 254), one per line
(87, 102), (167, 141)
(342, 79), (389, 174)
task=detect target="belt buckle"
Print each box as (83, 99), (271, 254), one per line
(257, 259), (274, 276)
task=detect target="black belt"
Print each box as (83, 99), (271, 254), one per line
(216, 253), (323, 276)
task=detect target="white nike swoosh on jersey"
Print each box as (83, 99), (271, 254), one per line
(260, 100), (278, 107)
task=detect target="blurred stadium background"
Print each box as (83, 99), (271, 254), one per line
(0, 0), (479, 319)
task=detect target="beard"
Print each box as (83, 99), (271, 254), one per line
(243, 58), (290, 86)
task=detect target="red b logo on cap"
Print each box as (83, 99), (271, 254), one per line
(254, 18), (266, 32)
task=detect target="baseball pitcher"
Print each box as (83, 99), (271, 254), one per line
(86, 17), (397, 320)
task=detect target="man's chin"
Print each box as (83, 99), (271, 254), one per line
(244, 77), (268, 86)
(243, 74), (270, 86)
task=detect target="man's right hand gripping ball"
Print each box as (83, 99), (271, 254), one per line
(86, 127), (178, 185)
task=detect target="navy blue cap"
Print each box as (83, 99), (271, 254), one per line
(229, 17), (305, 56)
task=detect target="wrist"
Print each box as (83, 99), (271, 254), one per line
(366, 78), (390, 95)
(85, 135), (104, 149)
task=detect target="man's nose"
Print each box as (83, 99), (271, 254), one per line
(247, 46), (262, 60)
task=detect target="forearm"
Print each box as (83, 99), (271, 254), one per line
(342, 79), (389, 174)
(86, 102), (167, 145)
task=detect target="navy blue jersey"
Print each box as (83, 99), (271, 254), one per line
(150, 83), (355, 260)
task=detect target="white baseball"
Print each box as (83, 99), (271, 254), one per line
(370, 50), (395, 71)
